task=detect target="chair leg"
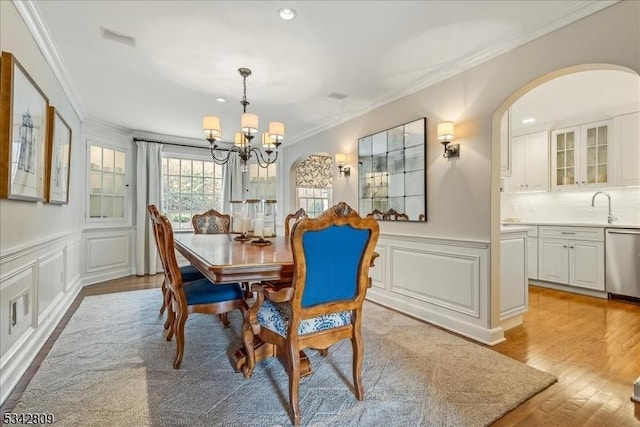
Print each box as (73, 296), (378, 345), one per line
(220, 312), (230, 328)
(352, 332), (365, 400)
(288, 341), (302, 426)
(318, 348), (329, 357)
(241, 321), (256, 379)
(173, 309), (187, 369)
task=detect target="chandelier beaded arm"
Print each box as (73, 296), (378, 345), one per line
(202, 68), (284, 172)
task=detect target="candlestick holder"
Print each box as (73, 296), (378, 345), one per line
(234, 231), (251, 242)
(250, 236), (272, 246)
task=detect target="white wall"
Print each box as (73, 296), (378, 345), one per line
(0, 1), (85, 405)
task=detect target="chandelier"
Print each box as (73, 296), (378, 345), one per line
(202, 68), (284, 173)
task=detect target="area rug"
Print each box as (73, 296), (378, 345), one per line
(11, 289), (556, 426)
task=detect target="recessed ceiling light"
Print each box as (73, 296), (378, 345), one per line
(215, 97), (227, 103)
(278, 7), (297, 21)
(521, 118), (535, 124)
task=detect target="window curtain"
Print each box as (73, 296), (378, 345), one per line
(135, 140), (163, 275)
(295, 155), (333, 189)
(222, 151), (244, 210)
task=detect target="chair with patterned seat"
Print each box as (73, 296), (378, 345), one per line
(192, 209), (231, 234)
(150, 209), (247, 369)
(241, 202), (379, 425)
(148, 205), (205, 326)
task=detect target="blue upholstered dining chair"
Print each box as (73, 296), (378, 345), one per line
(241, 202), (380, 425)
(148, 206), (247, 369)
(148, 205), (204, 327)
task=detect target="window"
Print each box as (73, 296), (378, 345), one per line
(297, 187), (330, 218)
(161, 156), (223, 229)
(295, 155), (333, 218)
(246, 162), (277, 200)
(89, 145), (127, 220)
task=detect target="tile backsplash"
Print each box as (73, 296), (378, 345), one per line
(501, 187), (640, 225)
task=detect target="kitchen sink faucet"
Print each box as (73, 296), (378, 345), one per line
(591, 191), (617, 224)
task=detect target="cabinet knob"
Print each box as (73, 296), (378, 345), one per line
(525, 184), (529, 188)
(581, 181), (585, 184)
(570, 246), (574, 249)
(563, 245), (568, 248)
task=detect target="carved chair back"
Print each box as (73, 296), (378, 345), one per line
(192, 209), (231, 234)
(284, 208), (308, 237)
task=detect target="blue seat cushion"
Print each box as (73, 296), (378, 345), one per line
(183, 278), (243, 306)
(257, 299), (352, 337)
(180, 265), (204, 282)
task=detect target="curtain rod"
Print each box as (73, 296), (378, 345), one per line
(132, 137), (230, 152)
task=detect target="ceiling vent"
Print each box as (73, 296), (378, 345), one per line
(327, 92), (347, 100)
(100, 27), (136, 47)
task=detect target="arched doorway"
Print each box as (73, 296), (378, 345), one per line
(490, 64), (640, 327)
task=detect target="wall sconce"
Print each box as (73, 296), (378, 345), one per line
(335, 153), (351, 177)
(437, 121), (459, 158)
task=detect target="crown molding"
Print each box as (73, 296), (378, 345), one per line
(12, 0), (86, 120)
(288, 0), (618, 146)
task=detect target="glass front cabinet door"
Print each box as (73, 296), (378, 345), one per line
(551, 120), (611, 190)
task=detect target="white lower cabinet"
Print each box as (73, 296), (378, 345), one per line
(538, 226), (604, 291)
(500, 228), (528, 321)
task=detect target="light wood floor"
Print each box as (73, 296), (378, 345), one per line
(2, 276), (639, 426)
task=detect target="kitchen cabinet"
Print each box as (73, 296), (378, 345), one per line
(503, 224), (538, 279)
(538, 226), (604, 291)
(614, 112), (640, 186)
(510, 131), (548, 192)
(500, 228), (528, 322)
(551, 120), (612, 190)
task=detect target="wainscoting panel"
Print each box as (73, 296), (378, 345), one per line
(0, 232), (82, 406)
(37, 251), (65, 319)
(82, 228), (134, 285)
(390, 246), (480, 317)
(366, 233), (503, 345)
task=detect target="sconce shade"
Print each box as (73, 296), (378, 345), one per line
(268, 122), (285, 140)
(335, 153), (347, 165)
(203, 116), (221, 135)
(437, 121), (455, 141)
(241, 113), (259, 133)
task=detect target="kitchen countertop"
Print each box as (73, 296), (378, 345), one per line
(501, 221), (640, 229)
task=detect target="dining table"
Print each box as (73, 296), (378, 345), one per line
(173, 231), (378, 376)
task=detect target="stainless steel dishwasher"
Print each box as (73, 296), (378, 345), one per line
(605, 228), (640, 301)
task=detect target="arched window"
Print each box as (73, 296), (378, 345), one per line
(295, 155), (333, 218)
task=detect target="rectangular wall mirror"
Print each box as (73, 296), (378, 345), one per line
(358, 117), (427, 221)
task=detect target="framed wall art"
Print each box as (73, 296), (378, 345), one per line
(0, 51), (50, 201)
(45, 106), (72, 204)
(358, 117), (427, 221)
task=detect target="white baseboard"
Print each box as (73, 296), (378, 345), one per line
(530, 280), (607, 299)
(367, 290), (505, 346)
(0, 276), (82, 406)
